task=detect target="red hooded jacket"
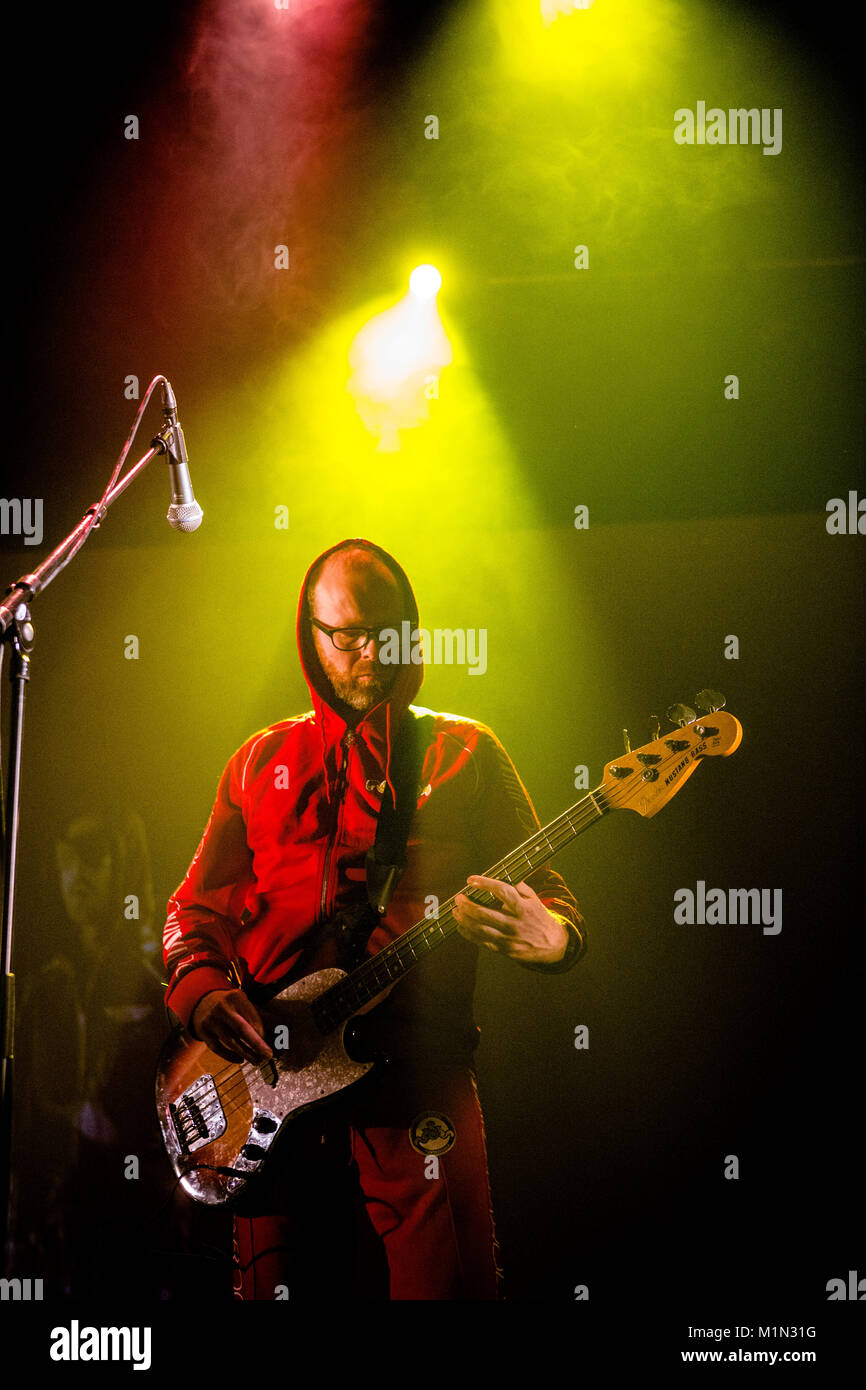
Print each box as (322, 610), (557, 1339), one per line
(163, 540), (585, 1055)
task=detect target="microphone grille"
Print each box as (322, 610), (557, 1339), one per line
(167, 501), (204, 533)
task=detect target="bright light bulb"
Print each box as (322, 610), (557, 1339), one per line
(408, 264), (442, 300)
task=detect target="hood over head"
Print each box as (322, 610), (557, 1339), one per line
(296, 539), (424, 753)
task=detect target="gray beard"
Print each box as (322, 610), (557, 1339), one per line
(327, 668), (394, 712)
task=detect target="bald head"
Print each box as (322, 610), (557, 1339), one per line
(309, 548), (401, 627)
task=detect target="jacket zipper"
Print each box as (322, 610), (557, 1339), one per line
(320, 728), (355, 920)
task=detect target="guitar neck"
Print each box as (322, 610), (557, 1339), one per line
(312, 785), (609, 1033)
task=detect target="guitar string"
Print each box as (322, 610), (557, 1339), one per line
(190, 763), (684, 1126)
(182, 796), (609, 1128)
(309, 757), (675, 1023)
(199, 794), (605, 1088)
(190, 777), (639, 1122)
(182, 736), (720, 1128)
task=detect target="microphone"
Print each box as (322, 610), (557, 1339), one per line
(160, 380), (203, 532)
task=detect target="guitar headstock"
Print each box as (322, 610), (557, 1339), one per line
(600, 702), (742, 819)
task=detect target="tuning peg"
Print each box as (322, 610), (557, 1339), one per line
(666, 702), (696, 728)
(695, 688), (726, 714)
(649, 715), (660, 742)
(622, 728), (631, 754)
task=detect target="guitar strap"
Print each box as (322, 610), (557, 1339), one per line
(335, 708), (435, 971)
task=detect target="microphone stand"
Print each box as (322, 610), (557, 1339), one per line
(0, 410), (181, 1258)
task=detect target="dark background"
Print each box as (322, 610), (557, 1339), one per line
(1, 0), (862, 1356)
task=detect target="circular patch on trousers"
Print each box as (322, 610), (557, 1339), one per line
(409, 1111), (456, 1155)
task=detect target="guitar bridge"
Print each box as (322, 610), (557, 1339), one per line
(169, 1074), (227, 1155)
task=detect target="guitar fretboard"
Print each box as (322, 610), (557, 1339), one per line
(311, 785), (611, 1033)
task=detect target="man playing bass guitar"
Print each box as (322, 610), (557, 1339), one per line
(162, 538), (585, 1300)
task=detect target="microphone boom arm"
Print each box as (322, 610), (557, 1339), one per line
(1, 434), (168, 634)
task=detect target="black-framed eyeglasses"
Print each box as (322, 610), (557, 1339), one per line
(311, 617), (396, 652)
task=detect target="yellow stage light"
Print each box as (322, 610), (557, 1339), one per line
(347, 269), (452, 449)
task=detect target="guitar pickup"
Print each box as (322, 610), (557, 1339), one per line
(169, 1074), (227, 1155)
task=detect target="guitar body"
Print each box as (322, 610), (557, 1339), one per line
(154, 968), (373, 1205)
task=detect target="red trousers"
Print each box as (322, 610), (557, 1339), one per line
(232, 1063), (501, 1300)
